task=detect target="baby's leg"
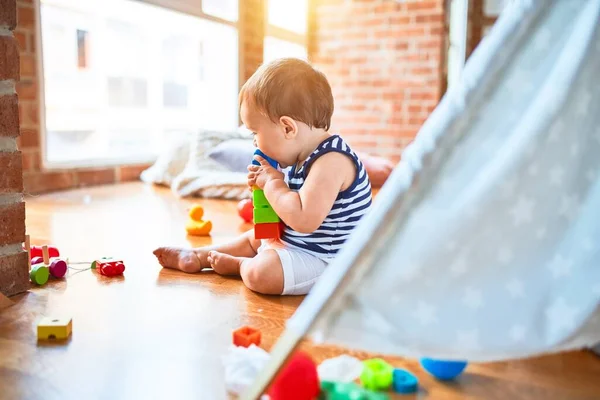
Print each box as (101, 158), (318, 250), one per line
(153, 229), (261, 274)
(207, 248), (284, 294)
(207, 245), (328, 295)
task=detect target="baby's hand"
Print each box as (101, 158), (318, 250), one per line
(247, 155), (284, 189)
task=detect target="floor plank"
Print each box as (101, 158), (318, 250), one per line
(0, 182), (599, 399)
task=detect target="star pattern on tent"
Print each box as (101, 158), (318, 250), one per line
(463, 287), (484, 310)
(456, 329), (480, 350)
(587, 168), (597, 182)
(575, 90), (592, 116)
(498, 247), (514, 264)
(547, 120), (564, 143)
(527, 163), (539, 176)
(450, 255), (468, 277)
(509, 324), (527, 343)
(506, 278), (525, 299)
(412, 302), (438, 326)
(549, 166), (565, 186)
(583, 237), (595, 252)
(570, 143), (580, 157)
(558, 194), (580, 221)
(547, 254), (573, 279)
(509, 196), (535, 226)
(545, 298), (579, 334)
(535, 226), (547, 240)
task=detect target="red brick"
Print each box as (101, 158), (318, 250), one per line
(0, 94), (20, 138)
(13, 30), (26, 51)
(24, 172), (75, 194)
(21, 149), (39, 171)
(17, 127), (37, 147)
(0, 151), (23, 193)
(0, 201), (25, 246)
(0, 35), (19, 81)
(18, 100), (37, 127)
(76, 168), (117, 187)
(16, 5), (34, 29)
(19, 53), (35, 77)
(16, 79), (36, 100)
(0, 0), (17, 30)
(0, 251), (30, 297)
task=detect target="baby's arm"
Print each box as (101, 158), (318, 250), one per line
(262, 152), (356, 233)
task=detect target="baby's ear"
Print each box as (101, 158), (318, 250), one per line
(280, 116), (298, 137)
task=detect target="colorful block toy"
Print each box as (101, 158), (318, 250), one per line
(419, 358), (467, 380)
(251, 149), (283, 240)
(320, 381), (389, 400)
(360, 358), (394, 391)
(392, 368), (418, 394)
(232, 325), (261, 347)
(268, 351), (320, 400)
(37, 317), (72, 340)
(254, 222), (285, 240)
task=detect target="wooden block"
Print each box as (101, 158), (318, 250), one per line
(254, 222), (283, 239)
(252, 189), (269, 208)
(254, 206), (280, 224)
(37, 317), (72, 340)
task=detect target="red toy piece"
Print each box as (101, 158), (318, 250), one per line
(237, 198), (254, 223)
(92, 259), (125, 277)
(28, 245), (59, 259)
(232, 325), (261, 348)
(267, 351), (320, 400)
(254, 222), (285, 239)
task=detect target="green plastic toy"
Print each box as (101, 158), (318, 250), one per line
(360, 358), (394, 391)
(30, 264), (49, 285)
(320, 381), (389, 400)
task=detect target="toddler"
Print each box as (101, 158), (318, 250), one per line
(153, 58), (372, 295)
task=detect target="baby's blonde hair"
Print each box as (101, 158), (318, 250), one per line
(239, 58), (334, 130)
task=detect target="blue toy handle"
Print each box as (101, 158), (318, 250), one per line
(252, 149), (278, 169)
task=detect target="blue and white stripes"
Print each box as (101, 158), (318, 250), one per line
(282, 135), (372, 260)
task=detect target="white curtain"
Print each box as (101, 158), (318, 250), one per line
(288, 0), (600, 362)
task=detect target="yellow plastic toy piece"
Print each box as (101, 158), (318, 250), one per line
(186, 205), (212, 236)
(37, 317), (72, 340)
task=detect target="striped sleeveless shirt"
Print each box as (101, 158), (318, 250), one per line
(281, 135), (372, 260)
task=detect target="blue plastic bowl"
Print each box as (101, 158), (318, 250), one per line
(420, 358), (468, 380)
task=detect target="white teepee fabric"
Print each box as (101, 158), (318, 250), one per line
(287, 0), (600, 362)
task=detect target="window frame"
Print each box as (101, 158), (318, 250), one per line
(263, 0), (309, 62)
(35, 0), (241, 170)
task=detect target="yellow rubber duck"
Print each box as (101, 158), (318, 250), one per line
(185, 205), (212, 236)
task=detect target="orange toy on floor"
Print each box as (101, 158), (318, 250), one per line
(185, 205), (212, 236)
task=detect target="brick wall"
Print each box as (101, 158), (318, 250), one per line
(0, 0), (30, 296)
(310, 0), (448, 162)
(13, 0), (150, 194)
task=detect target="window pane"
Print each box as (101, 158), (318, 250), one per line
(40, 0), (238, 166)
(268, 0), (308, 35)
(203, 0), (238, 22)
(263, 36), (307, 64)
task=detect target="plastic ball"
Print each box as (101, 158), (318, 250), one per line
(237, 198), (253, 223)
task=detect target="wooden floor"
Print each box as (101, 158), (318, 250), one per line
(1, 182), (599, 400)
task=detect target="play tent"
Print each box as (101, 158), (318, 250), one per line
(243, 0), (600, 397)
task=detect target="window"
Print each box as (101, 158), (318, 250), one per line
(263, 0), (308, 63)
(39, 0), (239, 167)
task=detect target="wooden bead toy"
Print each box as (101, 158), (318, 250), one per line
(37, 317), (72, 340)
(360, 358), (394, 391)
(30, 264), (49, 285)
(91, 258), (125, 277)
(232, 325), (261, 348)
(49, 258), (67, 278)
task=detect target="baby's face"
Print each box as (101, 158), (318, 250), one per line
(240, 100), (297, 168)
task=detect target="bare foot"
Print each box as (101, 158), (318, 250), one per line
(153, 247), (209, 274)
(206, 251), (245, 276)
